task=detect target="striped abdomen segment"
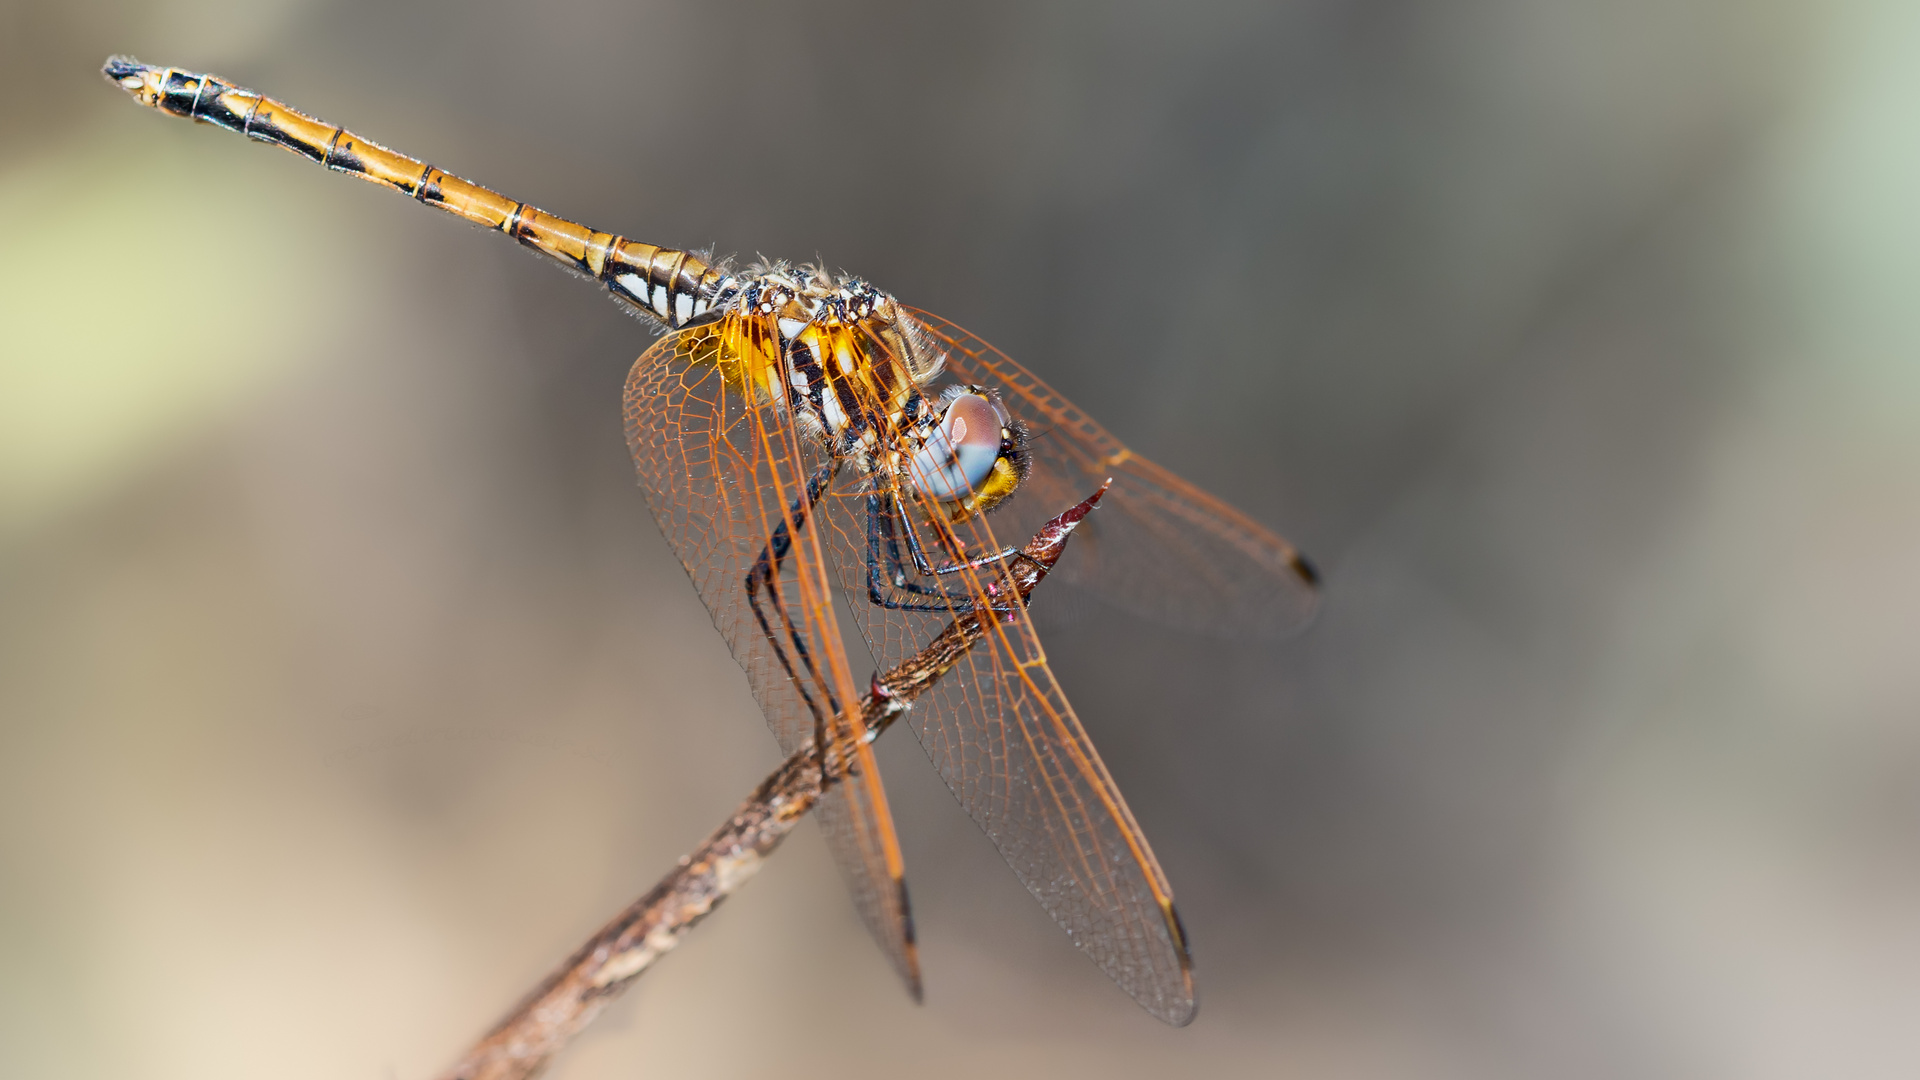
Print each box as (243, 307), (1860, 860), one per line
(102, 56), (726, 329)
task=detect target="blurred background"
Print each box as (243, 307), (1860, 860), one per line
(4, 1), (1918, 1077)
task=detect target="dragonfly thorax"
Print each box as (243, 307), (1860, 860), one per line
(696, 263), (1031, 519)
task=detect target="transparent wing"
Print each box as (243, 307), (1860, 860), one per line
(622, 326), (919, 996)
(815, 318), (1201, 1025)
(905, 307), (1319, 636)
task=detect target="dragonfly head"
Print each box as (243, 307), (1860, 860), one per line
(907, 385), (1031, 520)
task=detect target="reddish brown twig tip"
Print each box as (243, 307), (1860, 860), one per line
(1021, 479), (1108, 571)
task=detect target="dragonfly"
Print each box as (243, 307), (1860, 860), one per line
(105, 56), (1318, 1026)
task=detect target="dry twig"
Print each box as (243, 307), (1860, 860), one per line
(438, 484), (1108, 1080)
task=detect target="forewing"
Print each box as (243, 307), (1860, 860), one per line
(906, 307), (1319, 636)
(623, 327), (919, 995)
(821, 324), (1198, 1024)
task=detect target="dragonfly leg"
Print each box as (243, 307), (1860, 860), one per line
(745, 461), (842, 767)
(894, 491), (1021, 578)
(863, 491), (1022, 615)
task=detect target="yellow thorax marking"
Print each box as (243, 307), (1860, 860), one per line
(679, 313), (779, 405)
(687, 312), (908, 423)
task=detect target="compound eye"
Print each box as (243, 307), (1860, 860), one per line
(908, 392), (1003, 500)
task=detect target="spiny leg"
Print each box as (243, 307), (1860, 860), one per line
(745, 461), (843, 770)
(863, 490), (1022, 615)
(892, 489), (1021, 579)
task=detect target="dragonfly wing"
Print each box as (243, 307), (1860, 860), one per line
(623, 328), (919, 995)
(821, 326), (1198, 1024)
(905, 307), (1319, 636)
(818, 474), (1197, 1024)
(917, 596), (1197, 1025)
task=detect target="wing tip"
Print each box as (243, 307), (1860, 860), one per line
(1161, 995), (1201, 1027)
(899, 877), (924, 1003)
(1156, 899), (1200, 1027)
(1290, 549), (1321, 588)
(1281, 548), (1325, 637)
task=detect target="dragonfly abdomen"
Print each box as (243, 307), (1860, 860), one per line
(102, 56), (727, 330)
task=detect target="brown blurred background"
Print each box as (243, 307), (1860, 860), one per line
(4, 1), (1919, 1077)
